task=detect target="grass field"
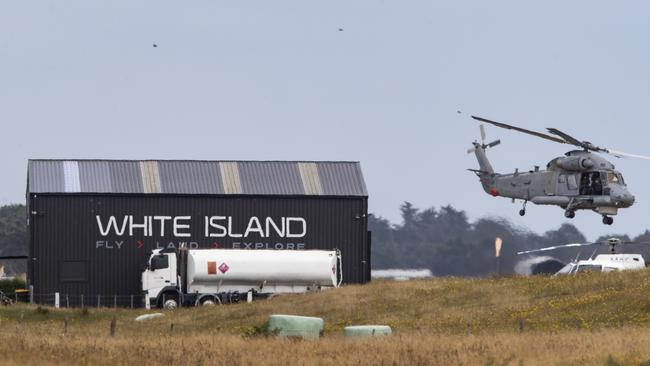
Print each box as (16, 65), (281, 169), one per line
(3, 270), (650, 365)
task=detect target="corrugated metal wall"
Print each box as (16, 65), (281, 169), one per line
(29, 194), (368, 306)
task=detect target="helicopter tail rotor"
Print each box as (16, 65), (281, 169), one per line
(467, 125), (501, 154)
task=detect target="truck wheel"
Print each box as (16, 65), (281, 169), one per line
(231, 291), (240, 304)
(160, 294), (180, 310)
(200, 297), (216, 306)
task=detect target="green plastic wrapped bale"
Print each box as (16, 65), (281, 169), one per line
(267, 314), (324, 340)
(344, 325), (392, 338)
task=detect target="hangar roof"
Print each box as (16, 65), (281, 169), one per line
(27, 160), (367, 197)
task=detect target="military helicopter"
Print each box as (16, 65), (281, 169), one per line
(467, 116), (650, 225)
(517, 238), (650, 275)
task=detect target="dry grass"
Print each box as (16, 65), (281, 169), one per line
(3, 270), (650, 365)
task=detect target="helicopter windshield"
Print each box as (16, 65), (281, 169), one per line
(607, 172), (625, 185)
(576, 264), (602, 273)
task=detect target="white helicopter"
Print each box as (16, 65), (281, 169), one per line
(517, 238), (650, 275)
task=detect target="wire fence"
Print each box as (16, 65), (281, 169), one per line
(30, 293), (146, 308)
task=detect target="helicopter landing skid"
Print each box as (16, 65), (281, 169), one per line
(519, 200), (527, 216)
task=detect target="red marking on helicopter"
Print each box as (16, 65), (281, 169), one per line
(490, 188), (499, 197)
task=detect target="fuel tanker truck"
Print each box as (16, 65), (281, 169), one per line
(142, 247), (342, 309)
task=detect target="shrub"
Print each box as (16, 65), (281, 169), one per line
(0, 277), (26, 299)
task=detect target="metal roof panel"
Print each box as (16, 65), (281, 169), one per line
(78, 161), (112, 193)
(109, 161), (143, 193)
(158, 161), (223, 194)
(318, 162), (368, 196)
(239, 161), (304, 195)
(29, 161), (64, 193)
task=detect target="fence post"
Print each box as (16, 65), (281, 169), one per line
(29, 285), (34, 304)
(66, 295), (69, 308)
(81, 294), (84, 308)
(114, 295), (117, 309)
(145, 295), (150, 310)
(110, 315), (116, 337)
(55, 292), (60, 308)
(130, 295), (134, 309)
(97, 295), (101, 308)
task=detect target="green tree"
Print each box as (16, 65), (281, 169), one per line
(0, 204), (27, 256)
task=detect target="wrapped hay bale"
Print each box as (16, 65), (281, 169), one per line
(344, 325), (392, 338)
(267, 314), (324, 340)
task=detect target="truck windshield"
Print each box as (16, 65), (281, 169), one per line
(150, 255), (169, 271)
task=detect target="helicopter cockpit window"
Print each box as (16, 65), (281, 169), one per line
(576, 264), (602, 273)
(579, 172), (604, 195)
(619, 173), (625, 185)
(607, 172), (620, 185)
(602, 267), (618, 272)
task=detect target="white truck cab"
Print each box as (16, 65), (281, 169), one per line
(142, 249), (179, 307)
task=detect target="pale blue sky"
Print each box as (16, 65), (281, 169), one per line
(2, 1), (650, 240)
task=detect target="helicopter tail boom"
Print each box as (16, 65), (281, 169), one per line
(473, 143), (495, 175)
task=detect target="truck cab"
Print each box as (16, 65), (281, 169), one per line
(142, 249), (179, 308)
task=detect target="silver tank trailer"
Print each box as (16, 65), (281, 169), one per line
(186, 249), (341, 294)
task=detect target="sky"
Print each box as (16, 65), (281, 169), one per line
(1, 1), (650, 241)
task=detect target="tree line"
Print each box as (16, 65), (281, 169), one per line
(0, 204), (28, 274)
(370, 202), (650, 276)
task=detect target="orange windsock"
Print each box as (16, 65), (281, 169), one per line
(495, 237), (503, 258)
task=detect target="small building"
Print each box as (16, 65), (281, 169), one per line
(27, 160), (370, 306)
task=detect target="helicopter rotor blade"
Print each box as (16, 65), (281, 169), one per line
(519, 238), (650, 256)
(473, 116), (650, 160)
(487, 139), (501, 148)
(620, 241), (650, 245)
(605, 149), (650, 161)
(546, 128), (589, 149)
(471, 116), (567, 144)
(517, 242), (598, 255)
